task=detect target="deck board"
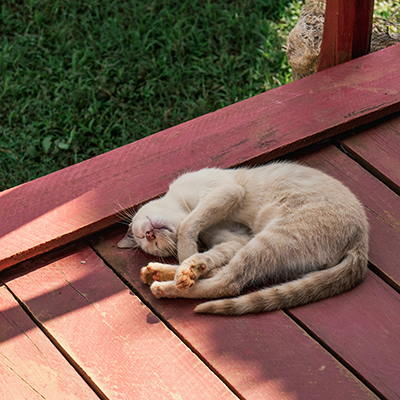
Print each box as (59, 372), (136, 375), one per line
(5, 244), (238, 400)
(0, 286), (98, 400)
(339, 113), (400, 195)
(289, 143), (400, 397)
(89, 227), (377, 400)
(1, 44), (400, 272)
(290, 271), (400, 400)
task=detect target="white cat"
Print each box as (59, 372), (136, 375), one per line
(118, 162), (368, 315)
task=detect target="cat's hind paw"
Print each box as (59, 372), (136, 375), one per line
(150, 282), (177, 299)
(175, 257), (207, 290)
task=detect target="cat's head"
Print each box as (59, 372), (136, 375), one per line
(117, 200), (181, 257)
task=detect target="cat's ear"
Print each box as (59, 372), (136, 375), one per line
(117, 235), (138, 249)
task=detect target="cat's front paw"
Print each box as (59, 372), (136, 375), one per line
(150, 281), (178, 299)
(175, 268), (196, 289)
(175, 257), (207, 290)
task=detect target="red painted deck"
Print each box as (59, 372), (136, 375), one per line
(1, 44), (400, 399)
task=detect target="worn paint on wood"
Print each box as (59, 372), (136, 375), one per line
(290, 271), (400, 400)
(340, 114), (400, 195)
(5, 244), (238, 400)
(317, 0), (374, 71)
(296, 143), (400, 289)
(2, 44), (400, 271)
(290, 143), (400, 397)
(0, 286), (98, 400)
(89, 227), (378, 400)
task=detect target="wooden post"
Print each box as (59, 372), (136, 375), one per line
(317, 0), (374, 72)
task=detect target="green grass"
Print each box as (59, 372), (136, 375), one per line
(0, 0), (303, 190)
(1, 0), (396, 190)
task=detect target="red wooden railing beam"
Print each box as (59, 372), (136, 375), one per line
(1, 43), (400, 272)
(317, 0), (375, 72)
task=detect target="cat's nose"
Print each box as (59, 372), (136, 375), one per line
(145, 231), (156, 241)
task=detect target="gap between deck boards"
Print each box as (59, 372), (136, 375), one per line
(2, 284), (109, 400)
(85, 242), (246, 400)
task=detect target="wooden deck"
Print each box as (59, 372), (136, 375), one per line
(1, 44), (400, 400)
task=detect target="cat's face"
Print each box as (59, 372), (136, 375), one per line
(117, 201), (179, 257)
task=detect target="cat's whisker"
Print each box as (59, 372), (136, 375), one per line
(117, 219), (131, 226)
(114, 200), (137, 222)
(164, 236), (178, 257)
(114, 209), (130, 223)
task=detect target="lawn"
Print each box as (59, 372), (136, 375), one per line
(0, 0), (397, 190)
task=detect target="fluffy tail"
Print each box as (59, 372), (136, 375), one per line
(194, 247), (367, 315)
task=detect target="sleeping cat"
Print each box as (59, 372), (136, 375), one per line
(118, 162), (368, 315)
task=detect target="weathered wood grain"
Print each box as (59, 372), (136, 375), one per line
(0, 286), (98, 400)
(296, 143), (400, 289)
(5, 244), (238, 400)
(339, 113), (400, 195)
(289, 143), (400, 398)
(88, 140), (400, 399)
(289, 271), (400, 400)
(89, 226), (378, 400)
(1, 44), (400, 271)
(317, 0), (374, 71)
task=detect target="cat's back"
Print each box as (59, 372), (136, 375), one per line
(171, 168), (237, 190)
(168, 168), (237, 206)
(248, 162), (356, 201)
(242, 162), (367, 231)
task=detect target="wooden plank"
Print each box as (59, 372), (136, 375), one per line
(5, 244), (238, 400)
(289, 143), (400, 399)
(0, 286), (98, 400)
(295, 143), (400, 289)
(339, 113), (400, 195)
(317, 0), (374, 72)
(89, 226), (378, 400)
(1, 43), (400, 271)
(289, 271), (400, 400)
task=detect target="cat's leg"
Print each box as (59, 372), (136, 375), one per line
(151, 229), (250, 297)
(174, 254), (211, 290)
(142, 222), (250, 288)
(177, 184), (246, 262)
(151, 227), (291, 299)
(175, 226), (250, 289)
(150, 269), (241, 299)
(140, 262), (179, 285)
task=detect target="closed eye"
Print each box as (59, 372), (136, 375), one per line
(127, 230), (143, 240)
(146, 217), (173, 234)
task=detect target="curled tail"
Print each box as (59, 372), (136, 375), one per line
(194, 246), (368, 315)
